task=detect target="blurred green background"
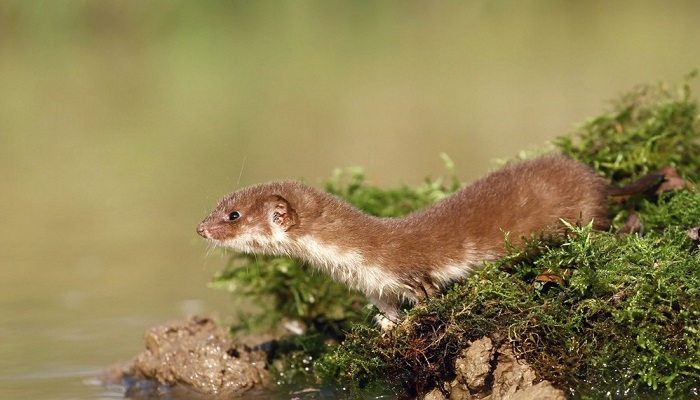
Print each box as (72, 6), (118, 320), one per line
(1, 1), (699, 399)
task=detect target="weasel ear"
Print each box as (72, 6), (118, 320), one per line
(271, 196), (298, 231)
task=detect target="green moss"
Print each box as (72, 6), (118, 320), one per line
(212, 76), (700, 397)
(318, 204), (700, 398)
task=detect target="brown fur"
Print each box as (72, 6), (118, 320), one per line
(197, 156), (609, 329)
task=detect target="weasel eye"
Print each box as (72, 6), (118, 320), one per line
(227, 211), (241, 221)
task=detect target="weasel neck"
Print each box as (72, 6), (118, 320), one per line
(280, 192), (408, 294)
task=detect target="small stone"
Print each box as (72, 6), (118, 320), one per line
(454, 337), (495, 390)
(504, 381), (567, 400)
(490, 347), (537, 400)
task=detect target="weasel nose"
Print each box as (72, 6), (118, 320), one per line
(196, 224), (208, 238)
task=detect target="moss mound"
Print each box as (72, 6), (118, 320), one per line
(211, 75), (700, 398)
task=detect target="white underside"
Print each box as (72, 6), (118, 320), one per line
(218, 226), (488, 331)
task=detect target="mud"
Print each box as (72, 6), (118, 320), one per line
(103, 317), (269, 398)
(424, 337), (566, 400)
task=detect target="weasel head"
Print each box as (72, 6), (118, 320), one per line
(197, 182), (299, 255)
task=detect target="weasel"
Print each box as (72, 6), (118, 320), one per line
(197, 156), (609, 330)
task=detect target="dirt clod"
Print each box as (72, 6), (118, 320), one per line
(424, 337), (566, 400)
(455, 337), (494, 391)
(104, 317), (268, 398)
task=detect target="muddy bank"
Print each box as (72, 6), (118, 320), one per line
(104, 317), (565, 399)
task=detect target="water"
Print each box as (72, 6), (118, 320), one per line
(1, 2), (699, 398)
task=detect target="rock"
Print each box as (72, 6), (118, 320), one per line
(455, 337), (494, 390)
(490, 346), (537, 400)
(447, 381), (474, 400)
(504, 381), (567, 400)
(107, 317), (268, 397)
(427, 336), (567, 400)
(424, 380), (473, 400)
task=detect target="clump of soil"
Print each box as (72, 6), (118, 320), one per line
(103, 317), (269, 398)
(424, 337), (566, 400)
